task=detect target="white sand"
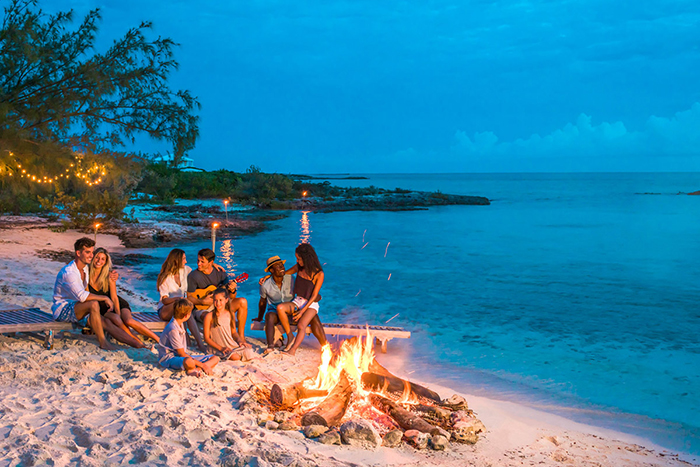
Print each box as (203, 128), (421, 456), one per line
(0, 219), (696, 466)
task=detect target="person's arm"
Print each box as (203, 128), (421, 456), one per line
(228, 316), (244, 346)
(258, 264), (298, 285)
(158, 277), (181, 306)
(85, 293), (113, 311)
(255, 283), (267, 321)
(296, 272), (324, 317)
(202, 313), (231, 354)
(108, 273), (120, 312)
(256, 297), (266, 321)
(186, 274), (212, 307)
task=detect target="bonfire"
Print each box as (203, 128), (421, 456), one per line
(252, 331), (485, 450)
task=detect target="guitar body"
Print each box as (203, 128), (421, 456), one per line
(191, 285), (217, 311)
(190, 273), (249, 311)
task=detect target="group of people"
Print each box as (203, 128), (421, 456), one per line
(52, 237), (328, 376)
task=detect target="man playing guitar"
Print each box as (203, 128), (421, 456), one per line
(187, 248), (250, 346)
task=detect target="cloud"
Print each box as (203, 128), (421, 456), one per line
(451, 103), (700, 165)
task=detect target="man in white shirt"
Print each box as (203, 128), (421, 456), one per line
(52, 237), (132, 350)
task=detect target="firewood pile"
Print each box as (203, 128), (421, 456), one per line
(243, 335), (485, 450)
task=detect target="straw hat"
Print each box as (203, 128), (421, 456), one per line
(264, 255), (286, 272)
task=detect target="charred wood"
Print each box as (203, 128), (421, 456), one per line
(301, 371), (353, 427)
(361, 372), (441, 404)
(369, 394), (443, 436)
(270, 382), (328, 408)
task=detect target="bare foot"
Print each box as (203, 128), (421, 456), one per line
(187, 369), (203, 377)
(282, 348), (296, 357)
(201, 363), (214, 375)
(263, 348), (276, 356)
(284, 335), (295, 352)
(99, 341), (117, 351)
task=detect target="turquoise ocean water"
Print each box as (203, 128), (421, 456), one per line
(129, 173), (700, 456)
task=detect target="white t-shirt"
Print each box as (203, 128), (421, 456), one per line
(157, 266), (191, 310)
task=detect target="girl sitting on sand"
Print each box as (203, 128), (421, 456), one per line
(202, 288), (255, 361)
(275, 243), (325, 356)
(156, 248), (206, 352)
(89, 248), (158, 348)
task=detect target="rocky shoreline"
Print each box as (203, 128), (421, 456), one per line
(278, 191), (490, 213)
(0, 190), (489, 249)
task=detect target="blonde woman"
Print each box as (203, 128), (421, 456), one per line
(89, 248), (155, 348)
(156, 248), (206, 352)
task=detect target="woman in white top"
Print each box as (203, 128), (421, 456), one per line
(157, 249), (192, 321)
(157, 248), (206, 352)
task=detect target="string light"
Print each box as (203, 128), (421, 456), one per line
(1, 153), (107, 187)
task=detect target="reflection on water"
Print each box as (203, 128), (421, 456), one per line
(219, 239), (238, 276)
(300, 211), (311, 243)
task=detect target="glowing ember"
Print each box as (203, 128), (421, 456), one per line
(299, 330), (421, 424)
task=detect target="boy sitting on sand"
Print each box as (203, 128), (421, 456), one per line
(157, 299), (220, 377)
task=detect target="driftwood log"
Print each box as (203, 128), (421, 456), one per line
(361, 372), (441, 404)
(369, 394), (443, 436)
(300, 371), (353, 427)
(270, 382), (328, 408)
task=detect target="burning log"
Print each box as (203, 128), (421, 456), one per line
(413, 404), (451, 422)
(369, 394), (443, 436)
(270, 382), (329, 408)
(301, 371), (353, 427)
(361, 372), (441, 404)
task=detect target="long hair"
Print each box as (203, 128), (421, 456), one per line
(157, 249), (185, 289)
(89, 247), (112, 293)
(295, 243), (322, 277)
(211, 288), (229, 328)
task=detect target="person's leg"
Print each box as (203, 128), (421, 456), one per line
(264, 311), (279, 349)
(186, 314), (206, 352)
(105, 311), (143, 345)
(75, 301), (115, 350)
(309, 314), (327, 346)
(121, 307), (160, 342)
(158, 302), (174, 322)
(286, 308), (318, 356)
(229, 297), (248, 342)
(275, 302), (295, 347)
(183, 357), (202, 377)
(102, 313), (145, 348)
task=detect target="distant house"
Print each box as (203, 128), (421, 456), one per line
(153, 153), (200, 171)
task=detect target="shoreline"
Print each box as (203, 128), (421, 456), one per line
(0, 224), (697, 465)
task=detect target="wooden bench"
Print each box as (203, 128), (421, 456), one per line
(249, 320), (410, 352)
(0, 307), (166, 349)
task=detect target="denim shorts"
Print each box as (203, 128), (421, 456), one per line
(292, 296), (319, 312)
(160, 354), (215, 370)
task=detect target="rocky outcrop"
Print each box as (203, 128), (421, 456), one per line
(280, 191), (490, 213)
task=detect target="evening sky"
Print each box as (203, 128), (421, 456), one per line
(47, 0), (700, 172)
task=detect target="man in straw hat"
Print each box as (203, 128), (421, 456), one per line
(255, 255), (327, 355)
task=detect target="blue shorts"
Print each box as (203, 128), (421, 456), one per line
(160, 354), (216, 370)
(54, 301), (89, 327)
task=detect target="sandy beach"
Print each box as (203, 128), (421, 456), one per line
(0, 219), (696, 467)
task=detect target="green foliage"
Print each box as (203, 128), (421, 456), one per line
(0, 0), (199, 222)
(135, 164), (297, 205)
